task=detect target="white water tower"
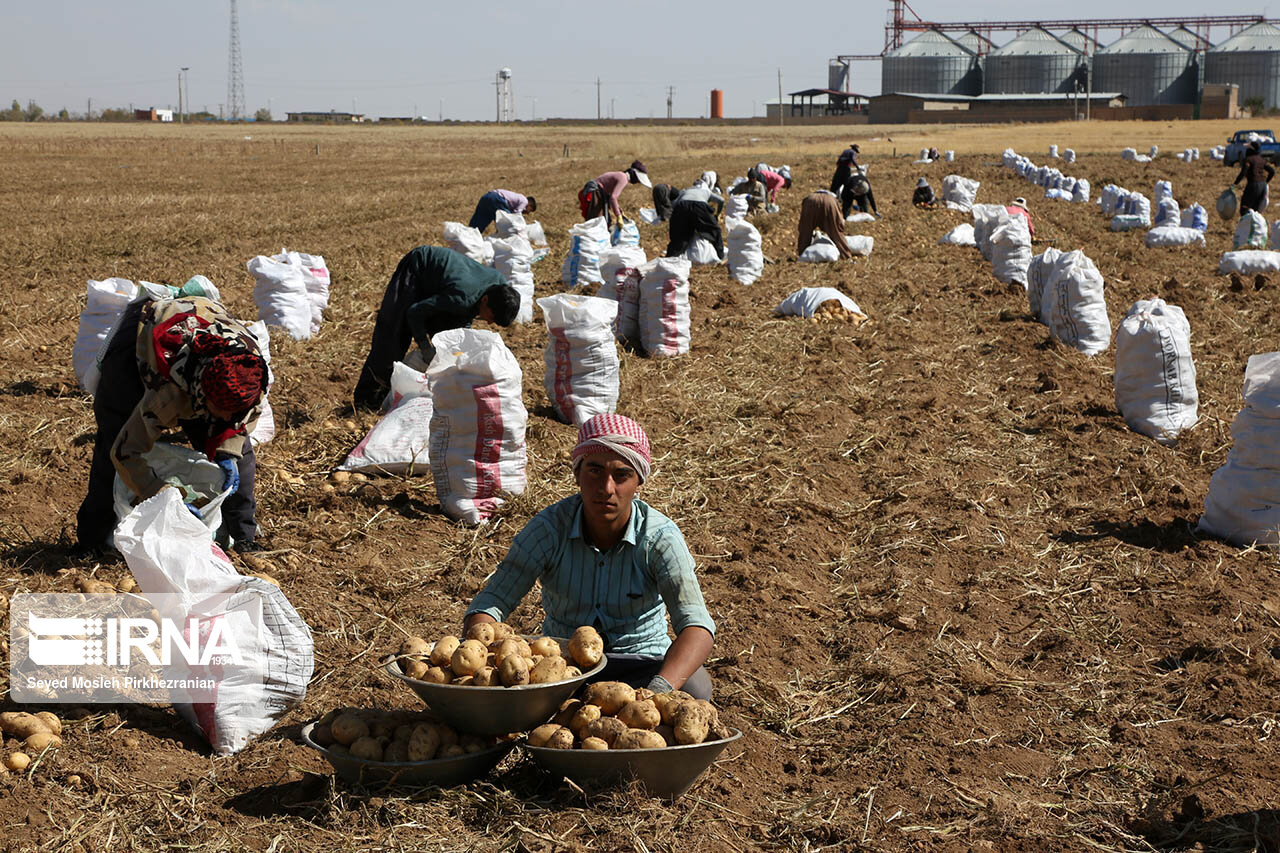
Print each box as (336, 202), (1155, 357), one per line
(496, 67), (513, 122)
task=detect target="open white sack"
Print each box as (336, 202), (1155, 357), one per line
(942, 175), (980, 212)
(443, 222), (494, 266)
(338, 361), (434, 474)
(775, 287), (865, 319)
(939, 224), (977, 246)
(74, 277), (138, 391)
(1027, 247), (1063, 324)
(561, 217), (609, 286)
(247, 256), (312, 341)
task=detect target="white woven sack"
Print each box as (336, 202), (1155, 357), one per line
(247, 255), (312, 341)
(1154, 198), (1181, 228)
(1114, 298), (1198, 445)
(724, 193), (750, 220)
(844, 235), (874, 256)
(1121, 147), (1138, 160)
(1131, 195), (1152, 225)
(494, 210), (527, 238)
(1145, 226), (1206, 248)
(1235, 212), (1269, 249)
(990, 216), (1031, 287)
(598, 245), (646, 341)
(1044, 250), (1111, 356)
(1273, 220), (1280, 250)
(938, 224), (977, 246)
(638, 257), (692, 358)
(1218, 251), (1280, 275)
(1063, 148), (1076, 163)
(1049, 144), (1059, 158)
(113, 442), (232, 535)
(338, 362), (434, 475)
(725, 217), (764, 285)
(611, 218), (642, 248)
(491, 235), (535, 323)
(561, 217), (609, 285)
(1111, 215), (1147, 232)
(74, 277), (138, 391)
(1027, 247), (1062, 323)
(1199, 352), (1280, 545)
(273, 248), (330, 334)
(798, 239), (841, 263)
(685, 238), (722, 265)
(525, 220), (548, 247)
(972, 205), (1007, 261)
(1154, 180), (1173, 200)
(538, 294), (619, 426)
(942, 175), (979, 212)
(427, 329), (527, 524)
(443, 222), (493, 265)
(1181, 204), (1209, 231)
(775, 287), (864, 319)
(1099, 185), (1120, 216)
(1072, 179), (1090, 203)
(846, 212), (876, 223)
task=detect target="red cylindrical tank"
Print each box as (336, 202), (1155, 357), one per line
(710, 89), (724, 119)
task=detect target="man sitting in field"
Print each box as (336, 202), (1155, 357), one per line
(464, 414), (716, 699)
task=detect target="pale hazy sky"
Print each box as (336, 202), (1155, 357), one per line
(1, 0), (1271, 120)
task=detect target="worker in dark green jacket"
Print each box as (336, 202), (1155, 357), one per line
(353, 246), (521, 410)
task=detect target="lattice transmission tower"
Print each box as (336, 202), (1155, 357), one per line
(227, 0), (245, 119)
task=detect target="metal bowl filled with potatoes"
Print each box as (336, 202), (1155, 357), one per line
(383, 624), (607, 736)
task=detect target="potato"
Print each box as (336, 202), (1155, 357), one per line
(423, 666), (451, 684)
(491, 638), (523, 666)
(408, 723), (441, 761)
(490, 622), (515, 640)
(583, 681), (635, 715)
(383, 741), (410, 763)
(513, 638), (532, 658)
(652, 690), (694, 726)
(656, 724), (676, 746)
(430, 635), (461, 667)
(371, 718), (397, 739)
(565, 666), (581, 678)
(568, 703), (601, 738)
(436, 724), (459, 748)
(403, 658), (429, 680)
(583, 716), (627, 747)
(616, 699), (661, 731)
(312, 724), (335, 747)
(568, 626), (604, 669)
(499, 654), (530, 687)
(459, 734), (487, 754)
(472, 666), (501, 687)
(5, 753), (30, 772)
(580, 737), (609, 750)
(349, 736), (384, 762)
(452, 675), (475, 686)
(24, 733), (61, 752)
(399, 636), (430, 658)
(613, 728), (667, 750)
(529, 655), (567, 684)
(451, 639), (488, 676)
(0, 713), (51, 740)
(466, 622), (496, 646)
(330, 713), (369, 746)
(394, 725), (414, 742)
(633, 688), (655, 702)
(33, 713), (61, 736)
(673, 703), (710, 745)
(544, 727), (575, 749)
(439, 744), (466, 758)
(553, 698), (582, 727)
(529, 636), (560, 657)
(527, 724), (563, 748)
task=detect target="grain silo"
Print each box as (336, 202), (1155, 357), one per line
(1094, 25), (1197, 106)
(1166, 26), (1209, 52)
(1058, 27), (1099, 56)
(881, 29), (981, 96)
(1205, 21), (1280, 111)
(954, 29), (994, 56)
(985, 27), (1086, 94)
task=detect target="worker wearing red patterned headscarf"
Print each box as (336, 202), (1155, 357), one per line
(76, 295), (267, 554)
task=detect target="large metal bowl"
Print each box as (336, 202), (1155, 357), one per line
(300, 722), (515, 787)
(384, 636), (607, 736)
(523, 728), (743, 800)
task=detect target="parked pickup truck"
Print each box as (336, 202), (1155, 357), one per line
(1224, 129), (1280, 166)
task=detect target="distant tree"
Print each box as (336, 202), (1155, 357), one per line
(98, 107), (132, 122)
(24, 100), (43, 121)
(189, 110), (216, 122)
(57, 108), (69, 120)
(1244, 96), (1265, 117)
(0, 100), (22, 121)
(254, 107), (271, 122)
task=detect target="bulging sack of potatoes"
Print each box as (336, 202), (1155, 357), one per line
(1042, 250), (1110, 356)
(443, 221), (493, 266)
(248, 255), (312, 341)
(638, 257), (692, 358)
(562, 217), (609, 286)
(339, 361), (434, 475)
(1201, 352), (1280, 545)
(491, 235), (535, 323)
(427, 328), (528, 524)
(537, 294), (620, 426)
(774, 287), (866, 322)
(1114, 298), (1198, 445)
(599, 245), (647, 341)
(725, 217), (764, 285)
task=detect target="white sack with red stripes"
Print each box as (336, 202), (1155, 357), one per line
(537, 294), (620, 426)
(638, 257), (692, 358)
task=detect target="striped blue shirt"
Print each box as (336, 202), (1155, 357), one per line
(466, 495), (715, 656)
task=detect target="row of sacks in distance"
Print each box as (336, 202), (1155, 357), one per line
(1001, 149), (1091, 205)
(1123, 144), (1219, 162)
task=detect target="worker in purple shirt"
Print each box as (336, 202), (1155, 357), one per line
(468, 189), (537, 233)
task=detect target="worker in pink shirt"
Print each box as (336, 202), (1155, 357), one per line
(579, 160), (651, 228)
(753, 165), (792, 205)
(1006, 197), (1035, 239)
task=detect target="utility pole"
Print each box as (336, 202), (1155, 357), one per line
(596, 77), (601, 120)
(182, 67), (189, 123)
(178, 70), (183, 122)
(666, 86), (674, 120)
(778, 68), (784, 126)
(610, 97), (615, 119)
(87, 98), (91, 120)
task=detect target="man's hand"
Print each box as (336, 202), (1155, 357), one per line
(215, 456), (240, 495)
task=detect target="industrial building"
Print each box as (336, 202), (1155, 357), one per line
(834, 4), (1275, 122)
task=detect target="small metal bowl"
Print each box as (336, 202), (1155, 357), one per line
(384, 637), (607, 736)
(300, 722), (515, 787)
(523, 728), (743, 800)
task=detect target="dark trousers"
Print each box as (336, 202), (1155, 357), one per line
(841, 185), (877, 217)
(592, 653), (713, 701)
(353, 253), (425, 409)
(76, 300), (258, 548)
(665, 199), (724, 260)
(652, 184), (675, 222)
(830, 162), (852, 195)
(468, 191), (508, 232)
(1241, 180), (1268, 214)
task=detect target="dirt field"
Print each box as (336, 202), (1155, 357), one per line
(0, 118), (1277, 852)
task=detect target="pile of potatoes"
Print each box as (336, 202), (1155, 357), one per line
(807, 300), (868, 326)
(393, 623), (604, 688)
(527, 683), (732, 750)
(311, 708), (502, 763)
(0, 711), (63, 774)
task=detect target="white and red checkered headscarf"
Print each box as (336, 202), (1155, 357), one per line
(571, 413), (652, 484)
